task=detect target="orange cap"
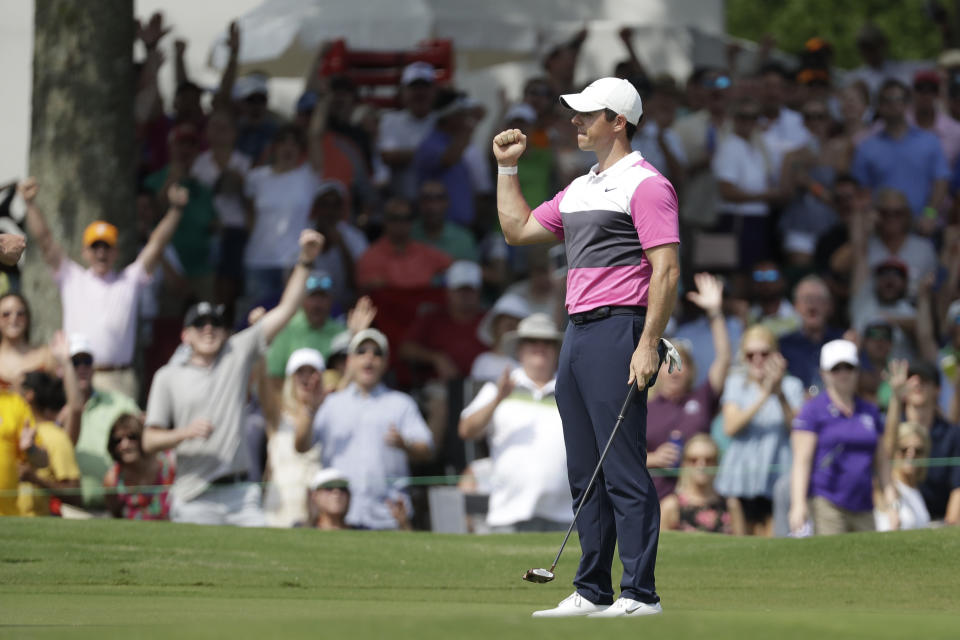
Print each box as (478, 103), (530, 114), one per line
(82, 221), (118, 248)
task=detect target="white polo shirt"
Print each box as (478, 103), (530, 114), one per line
(460, 368), (572, 527)
(712, 133), (771, 217)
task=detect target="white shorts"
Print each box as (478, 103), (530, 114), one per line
(170, 482), (267, 527)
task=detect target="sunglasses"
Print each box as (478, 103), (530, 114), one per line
(864, 328), (893, 341)
(752, 268), (780, 282)
(89, 241), (113, 251)
(71, 354), (93, 367)
(745, 350), (771, 361)
(914, 83), (939, 94)
(898, 445), (926, 456)
(684, 455), (718, 465)
(109, 433), (141, 448)
(1, 309), (26, 319)
(830, 363), (857, 373)
(191, 316), (225, 329)
(355, 345), (384, 358)
(735, 112), (759, 121)
(877, 206), (910, 218)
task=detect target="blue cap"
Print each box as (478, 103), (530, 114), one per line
(297, 90), (318, 114)
(306, 271), (333, 293)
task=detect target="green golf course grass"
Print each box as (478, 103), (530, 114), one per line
(1, 518), (958, 639)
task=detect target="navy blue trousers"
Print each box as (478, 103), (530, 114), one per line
(555, 313), (660, 605)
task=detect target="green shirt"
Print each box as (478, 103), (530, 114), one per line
(411, 221), (479, 262)
(74, 390), (142, 508)
(144, 167), (216, 277)
(266, 310), (346, 377)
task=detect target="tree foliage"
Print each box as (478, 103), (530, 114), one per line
(727, 0), (948, 69)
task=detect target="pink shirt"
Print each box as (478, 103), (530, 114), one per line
(532, 151), (679, 313)
(55, 259), (151, 367)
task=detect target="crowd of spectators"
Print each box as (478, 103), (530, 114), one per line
(3, 14), (960, 536)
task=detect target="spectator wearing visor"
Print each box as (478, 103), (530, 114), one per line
(20, 177), (189, 400)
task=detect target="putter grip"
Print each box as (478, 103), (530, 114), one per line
(617, 382), (638, 420)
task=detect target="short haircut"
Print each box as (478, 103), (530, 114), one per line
(21, 371), (66, 414)
(272, 123), (307, 149)
(878, 78), (911, 100)
(603, 109), (638, 141)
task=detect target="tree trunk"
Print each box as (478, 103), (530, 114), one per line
(23, 0), (135, 341)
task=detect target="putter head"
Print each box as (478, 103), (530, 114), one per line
(522, 568), (555, 583)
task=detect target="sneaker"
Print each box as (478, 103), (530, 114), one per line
(587, 597), (662, 618)
(531, 592), (607, 618)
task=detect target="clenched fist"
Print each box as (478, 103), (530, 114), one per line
(492, 129), (527, 166)
(18, 177), (38, 204)
(167, 183), (189, 209)
(298, 229), (326, 264)
(0, 234), (26, 266)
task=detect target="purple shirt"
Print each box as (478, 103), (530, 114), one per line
(647, 380), (718, 499)
(532, 151), (680, 313)
(792, 392), (883, 512)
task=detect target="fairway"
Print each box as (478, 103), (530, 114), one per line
(1, 519), (958, 639)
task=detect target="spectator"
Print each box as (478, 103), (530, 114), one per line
(102, 414), (175, 520)
(310, 180), (368, 311)
(144, 124), (218, 296)
(17, 335), (82, 516)
(715, 324), (805, 536)
(851, 79), (948, 229)
(884, 359), (960, 525)
(190, 109), (252, 316)
(411, 180), (479, 262)
(234, 73), (279, 164)
(847, 23), (918, 102)
(142, 230), (324, 526)
(294, 329), (434, 530)
(399, 261), (487, 382)
(836, 83), (875, 159)
(21, 177), (188, 400)
(266, 271), (348, 387)
(875, 421), (931, 531)
(939, 300), (960, 418)
(660, 435), (743, 535)
(0, 389), (41, 516)
(631, 77), (687, 184)
(458, 313), (571, 531)
(0, 293), (55, 389)
(712, 97), (780, 271)
(413, 92), (479, 228)
(779, 275), (844, 394)
(746, 261), (799, 338)
(864, 188), (938, 295)
(471, 293), (530, 383)
(242, 125), (320, 306)
(789, 340), (887, 535)
(813, 174), (866, 325)
(910, 69), (960, 167)
(858, 320), (895, 409)
(378, 62), (438, 200)
(503, 247), (565, 322)
(500, 102), (555, 209)
(262, 348), (325, 528)
(66, 334), (143, 511)
(758, 63), (812, 180)
(849, 256), (916, 360)
(305, 468), (352, 530)
(648, 272), (732, 500)
(355, 198), (452, 290)
(541, 27), (588, 95)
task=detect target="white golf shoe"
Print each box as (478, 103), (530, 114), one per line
(531, 592), (607, 618)
(587, 597), (662, 618)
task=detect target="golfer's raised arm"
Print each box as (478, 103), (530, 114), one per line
(493, 129), (556, 245)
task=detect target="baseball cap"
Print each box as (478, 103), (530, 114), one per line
(308, 468), (349, 490)
(477, 293), (531, 346)
(328, 330), (353, 358)
(504, 103), (537, 124)
(233, 73), (269, 100)
(560, 77), (644, 125)
(873, 257), (908, 278)
(83, 221), (118, 248)
(908, 360), (941, 386)
(315, 179), (348, 201)
(914, 69), (941, 87)
(445, 260), (482, 290)
(68, 334), (94, 359)
(401, 62), (435, 86)
(183, 301), (226, 328)
(285, 348), (326, 377)
(348, 328), (389, 357)
(305, 270), (333, 294)
(820, 339), (859, 371)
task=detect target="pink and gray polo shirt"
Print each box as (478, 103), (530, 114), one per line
(531, 151), (679, 314)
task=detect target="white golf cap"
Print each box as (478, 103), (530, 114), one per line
(401, 61), (436, 85)
(233, 73), (269, 100)
(504, 102), (537, 124)
(820, 339), (859, 371)
(308, 468), (349, 490)
(68, 333), (94, 359)
(445, 260), (482, 290)
(348, 328), (389, 357)
(560, 77), (644, 125)
(285, 348), (326, 377)
(477, 293), (531, 346)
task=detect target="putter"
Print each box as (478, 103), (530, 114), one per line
(523, 340), (668, 584)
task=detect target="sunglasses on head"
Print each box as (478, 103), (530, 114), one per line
(71, 354), (93, 367)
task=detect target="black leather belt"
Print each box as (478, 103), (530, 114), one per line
(568, 305), (647, 325)
(211, 472), (248, 485)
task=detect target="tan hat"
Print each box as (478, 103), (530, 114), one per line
(502, 313), (563, 357)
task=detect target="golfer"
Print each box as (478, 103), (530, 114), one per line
(493, 77), (679, 618)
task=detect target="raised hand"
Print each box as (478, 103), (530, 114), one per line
(174, 39), (187, 57)
(686, 272), (723, 316)
(492, 129), (527, 166)
(18, 421), (37, 453)
(167, 183), (189, 209)
(618, 26), (633, 44)
(49, 330), (70, 364)
(346, 296), (377, 334)
(136, 12), (170, 49)
(0, 234), (26, 267)
(885, 358), (909, 401)
(298, 229), (326, 264)
(247, 306), (266, 325)
(18, 177), (38, 204)
(495, 367), (516, 401)
(227, 20), (240, 55)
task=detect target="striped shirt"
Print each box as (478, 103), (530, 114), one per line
(531, 151), (679, 313)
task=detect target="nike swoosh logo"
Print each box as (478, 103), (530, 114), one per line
(604, 187), (616, 192)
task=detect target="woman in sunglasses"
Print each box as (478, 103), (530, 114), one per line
(875, 421), (931, 531)
(715, 324), (805, 536)
(103, 414), (175, 520)
(661, 434), (744, 535)
(789, 339), (889, 535)
(0, 293), (55, 390)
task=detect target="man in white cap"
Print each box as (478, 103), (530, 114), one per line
(295, 328), (433, 529)
(493, 76), (680, 617)
(459, 313), (571, 532)
(378, 62), (439, 199)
